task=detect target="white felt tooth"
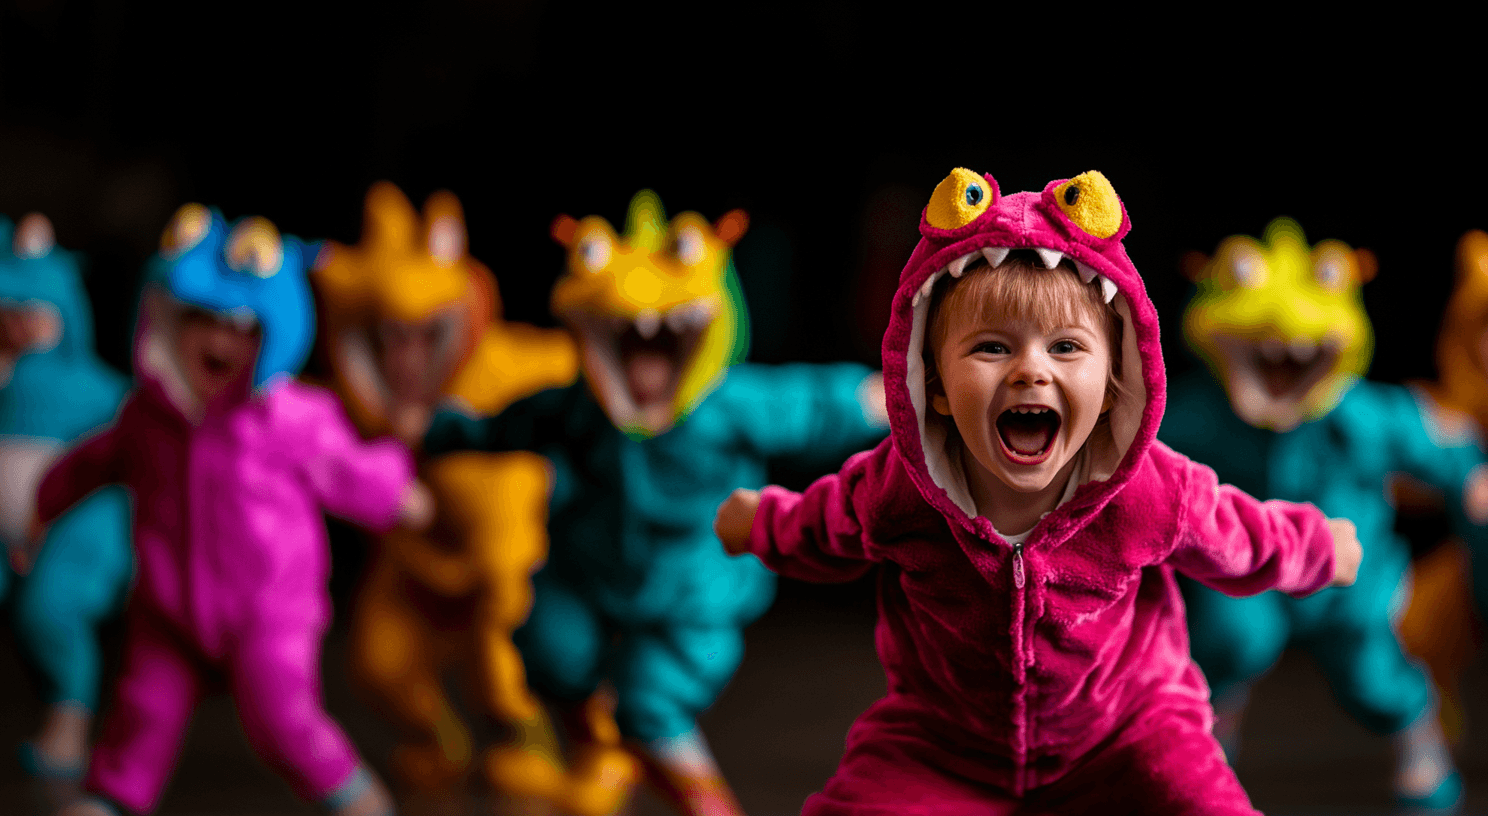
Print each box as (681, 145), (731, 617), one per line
(914, 271), (940, 306)
(635, 309), (660, 340)
(1098, 275), (1118, 304)
(979, 247), (1009, 269)
(948, 254), (975, 278)
(1074, 261), (1099, 284)
(1033, 248), (1063, 269)
(665, 306), (693, 334)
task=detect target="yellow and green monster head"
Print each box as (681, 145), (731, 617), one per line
(550, 190), (749, 438)
(1182, 217), (1377, 431)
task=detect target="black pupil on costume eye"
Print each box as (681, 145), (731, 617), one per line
(1064, 186), (1080, 206)
(965, 185), (983, 206)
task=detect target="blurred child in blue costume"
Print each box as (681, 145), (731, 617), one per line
(1161, 217), (1488, 811)
(423, 190), (889, 816)
(0, 214), (132, 784)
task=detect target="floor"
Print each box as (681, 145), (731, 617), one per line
(3, 576), (1486, 816)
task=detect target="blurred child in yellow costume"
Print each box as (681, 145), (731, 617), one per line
(313, 182), (635, 815)
(1397, 230), (1488, 749)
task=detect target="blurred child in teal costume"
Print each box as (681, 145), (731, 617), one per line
(423, 191), (888, 816)
(0, 213), (132, 784)
(1161, 217), (1488, 812)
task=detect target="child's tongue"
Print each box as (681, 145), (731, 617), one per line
(999, 412), (1058, 456)
(625, 351), (673, 407)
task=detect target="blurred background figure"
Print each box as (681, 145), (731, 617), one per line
(1395, 229), (1488, 755)
(28, 205), (428, 816)
(1161, 217), (1488, 812)
(311, 182), (621, 816)
(423, 190), (889, 816)
(0, 212), (131, 808)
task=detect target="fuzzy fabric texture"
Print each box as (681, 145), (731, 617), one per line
(34, 223), (414, 814)
(745, 170), (1338, 814)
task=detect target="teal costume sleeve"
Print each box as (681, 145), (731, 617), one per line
(721, 362), (884, 468)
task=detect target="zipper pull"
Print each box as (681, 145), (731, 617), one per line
(1012, 540), (1025, 589)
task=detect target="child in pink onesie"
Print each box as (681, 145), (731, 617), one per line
(714, 168), (1362, 815)
(17, 205), (432, 816)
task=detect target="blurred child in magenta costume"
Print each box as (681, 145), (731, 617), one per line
(714, 168), (1362, 816)
(1161, 218), (1487, 812)
(18, 204), (434, 816)
(311, 183), (625, 816)
(0, 214), (131, 792)
(423, 190), (890, 816)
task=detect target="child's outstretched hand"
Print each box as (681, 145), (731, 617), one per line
(715, 488), (761, 556)
(1466, 463), (1488, 525)
(1327, 517), (1362, 587)
(399, 479), (435, 532)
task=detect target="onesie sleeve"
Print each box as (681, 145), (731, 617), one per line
(299, 391), (416, 532)
(746, 465), (880, 583)
(1392, 386), (1488, 531)
(1167, 453), (1335, 598)
(422, 385), (576, 457)
(35, 396), (134, 525)
(725, 363), (889, 467)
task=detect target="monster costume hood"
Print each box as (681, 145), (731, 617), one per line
(744, 169), (1338, 814)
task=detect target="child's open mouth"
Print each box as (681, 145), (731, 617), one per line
(203, 352), (232, 376)
(619, 322), (682, 408)
(996, 405), (1061, 465)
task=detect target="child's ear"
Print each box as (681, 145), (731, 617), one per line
(927, 373), (952, 416)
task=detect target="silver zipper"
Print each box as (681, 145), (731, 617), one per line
(1012, 540), (1025, 589)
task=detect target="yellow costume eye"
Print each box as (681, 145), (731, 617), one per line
(1052, 171), (1122, 239)
(1312, 241), (1362, 291)
(1213, 239), (1268, 289)
(161, 203), (212, 258)
(577, 232), (613, 273)
(670, 225), (707, 268)
(225, 217), (283, 278)
(925, 168), (993, 230)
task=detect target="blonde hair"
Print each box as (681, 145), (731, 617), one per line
(926, 252), (1126, 411)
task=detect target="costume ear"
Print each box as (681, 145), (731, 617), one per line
(13, 213), (55, 259)
(363, 181), (419, 252)
(551, 214), (579, 247)
(1456, 230), (1488, 288)
(423, 191), (467, 266)
(1180, 251), (1210, 282)
(1353, 248), (1377, 284)
(714, 209), (749, 247)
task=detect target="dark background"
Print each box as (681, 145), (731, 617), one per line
(3, 3), (1488, 814)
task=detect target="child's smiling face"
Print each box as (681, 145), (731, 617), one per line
(177, 307), (259, 404)
(929, 272), (1114, 502)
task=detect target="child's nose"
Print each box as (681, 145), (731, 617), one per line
(1007, 351), (1051, 387)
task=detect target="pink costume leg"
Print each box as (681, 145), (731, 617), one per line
(84, 612), (205, 815)
(1036, 705), (1261, 816)
(803, 706), (1018, 816)
(227, 626), (363, 802)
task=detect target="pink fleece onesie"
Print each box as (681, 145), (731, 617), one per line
(744, 171), (1337, 815)
(35, 296), (414, 814)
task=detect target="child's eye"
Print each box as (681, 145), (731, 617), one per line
(1050, 340), (1081, 354)
(972, 341), (1009, 355)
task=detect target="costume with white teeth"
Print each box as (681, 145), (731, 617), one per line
(0, 215), (131, 779)
(423, 191), (888, 813)
(743, 169), (1338, 814)
(1163, 217), (1484, 810)
(34, 206), (415, 814)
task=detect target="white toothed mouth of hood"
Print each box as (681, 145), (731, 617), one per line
(1214, 334), (1345, 427)
(902, 243), (1148, 521)
(559, 298), (717, 425)
(912, 245), (1121, 309)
